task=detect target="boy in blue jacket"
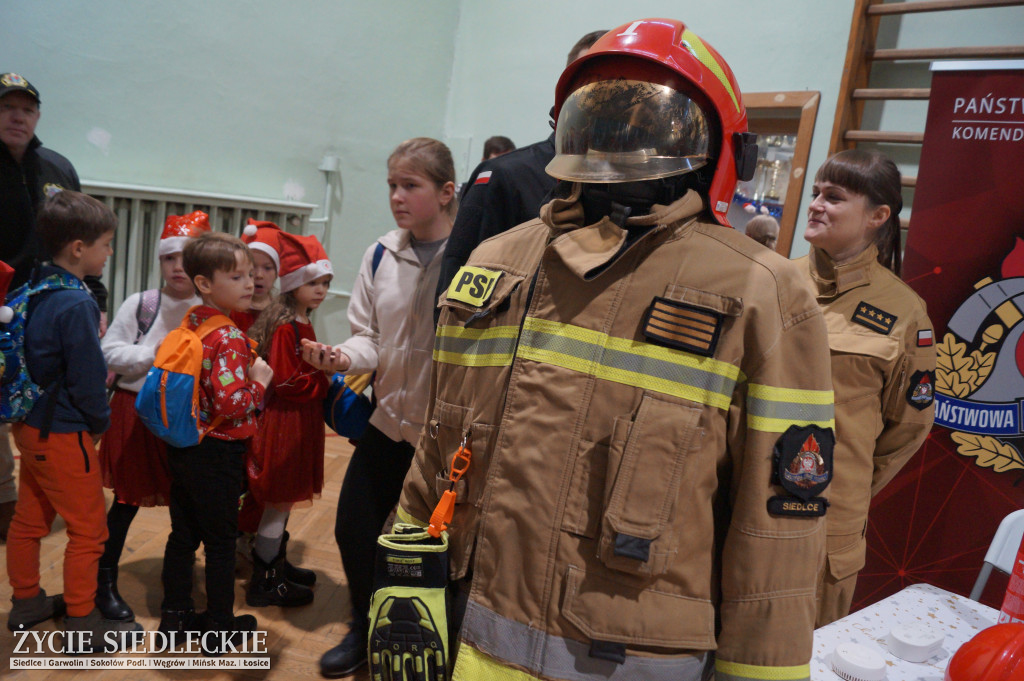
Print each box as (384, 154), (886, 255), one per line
(5, 191), (142, 652)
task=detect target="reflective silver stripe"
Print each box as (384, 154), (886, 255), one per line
(746, 396), (835, 425)
(518, 318), (740, 410)
(459, 599), (708, 681)
(434, 325), (518, 367)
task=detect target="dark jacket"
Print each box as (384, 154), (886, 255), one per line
(435, 134), (556, 320)
(24, 264), (110, 435)
(0, 136), (107, 311)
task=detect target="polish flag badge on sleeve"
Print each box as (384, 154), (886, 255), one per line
(917, 329), (934, 347)
(473, 170), (493, 186)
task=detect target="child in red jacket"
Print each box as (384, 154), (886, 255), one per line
(244, 232), (331, 607)
(158, 232), (273, 657)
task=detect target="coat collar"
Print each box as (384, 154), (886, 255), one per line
(808, 244), (878, 298)
(540, 185), (704, 280)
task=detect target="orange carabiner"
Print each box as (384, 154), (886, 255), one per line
(427, 436), (473, 538)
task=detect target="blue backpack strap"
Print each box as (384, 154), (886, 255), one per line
(371, 242), (385, 280)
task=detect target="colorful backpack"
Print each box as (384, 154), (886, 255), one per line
(135, 312), (234, 448)
(0, 272), (88, 427)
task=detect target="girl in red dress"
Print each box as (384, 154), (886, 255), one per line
(244, 231), (331, 607)
(234, 219), (283, 539)
(97, 212), (207, 621)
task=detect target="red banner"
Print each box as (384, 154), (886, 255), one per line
(855, 62), (1024, 611)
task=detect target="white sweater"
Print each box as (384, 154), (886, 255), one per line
(101, 290), (201, 393)
(334, 229), (446, 444)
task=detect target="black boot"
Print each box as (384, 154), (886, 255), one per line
(246, 548), (314, 607)
(199, 612), (258, 657)
(158, 608), (199, 649)
(95, 566), (134, 621)
(281, 531), (316, 587)
(320, 621), (368, 678)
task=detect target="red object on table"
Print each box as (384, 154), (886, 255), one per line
(944, 623), (1024, 681)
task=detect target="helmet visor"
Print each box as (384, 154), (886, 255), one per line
(548, 78), (711, 183)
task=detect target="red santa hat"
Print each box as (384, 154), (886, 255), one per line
(277, 232), (333, 293)
(241, 219), (283, 271)
(0, 260), (14, 324)
(159, 211), (210, 257)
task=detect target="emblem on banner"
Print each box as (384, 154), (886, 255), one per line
(936, 238), (1024, 474)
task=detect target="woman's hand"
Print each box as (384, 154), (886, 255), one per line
(300, 338), (352, 373)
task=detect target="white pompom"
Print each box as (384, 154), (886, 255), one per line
(0, 306), (13, 325)
(243, 224), (258, 238)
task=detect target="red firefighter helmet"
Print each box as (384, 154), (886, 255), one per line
(548, 18), (756, 227)
(945, 623), (1024, 681)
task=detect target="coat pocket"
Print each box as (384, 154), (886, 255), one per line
(428, 399), (497, 581)
(562, 565), (715, 648)
(826, 532), (867, 581)
(598, 394), (703, 577)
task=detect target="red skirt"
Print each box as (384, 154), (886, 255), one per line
(248, 400), (324, 509)
(98, 389), (171, 507)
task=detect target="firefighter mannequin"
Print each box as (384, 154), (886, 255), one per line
(398, 19), (836, 681)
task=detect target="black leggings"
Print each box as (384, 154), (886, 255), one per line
(99, 498), (139, 570)
(335, 424), (414, 623)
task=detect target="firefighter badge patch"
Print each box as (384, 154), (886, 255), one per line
(769, 424), (834, 517)
(906, 370), (935, 411)
(642, 297), (723, 356)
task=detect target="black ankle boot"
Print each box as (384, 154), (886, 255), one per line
(158, 608), (199, 648)
(199, 612), (258, 657)
(95, 566), (134, 621)
(281, 531), (316, 587)
(246, 549), (314, 607)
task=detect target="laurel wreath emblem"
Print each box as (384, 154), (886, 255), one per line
(936, 329), (1019, 467)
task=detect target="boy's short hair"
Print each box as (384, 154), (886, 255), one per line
(35, 191), (117, 258)
(183, 231), (254, 284)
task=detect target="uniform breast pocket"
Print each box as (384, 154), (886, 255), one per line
(598, 394), (703, 578)
(429, 399), (497, 581)
(828, 332), (899, 404)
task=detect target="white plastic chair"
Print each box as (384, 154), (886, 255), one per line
(970, 509), (1024, 601)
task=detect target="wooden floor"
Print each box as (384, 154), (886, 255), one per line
(0, 432), (371, 680)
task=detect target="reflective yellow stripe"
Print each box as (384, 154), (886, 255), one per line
(681, 29), (741, 113)
(395, 506), (427, 528)
(454, 644), (542, 681)
(519, 317), (742, 410)
(746, 383), (836, 433)
(715, 659), (810, 681)
(433, 324), (519, 367)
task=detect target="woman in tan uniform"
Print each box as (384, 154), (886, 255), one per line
(800, 149), (936, 626)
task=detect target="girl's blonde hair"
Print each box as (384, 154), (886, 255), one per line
(388, 137), (458, 219)
(249, 291), (302, 359)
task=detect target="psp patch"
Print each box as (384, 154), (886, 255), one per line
(906, 369), (935, 410)
(769, 424), (834, 518)
(642, 297), (723, 357)
(852, 301), (897, 335)
(446, 266), (502, 307)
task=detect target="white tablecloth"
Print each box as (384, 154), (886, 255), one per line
(811, 583), (999, 680)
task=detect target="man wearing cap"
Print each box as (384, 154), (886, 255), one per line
(0, 72), (107, 541)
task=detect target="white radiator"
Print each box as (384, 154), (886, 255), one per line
(82, 180), (316, 314)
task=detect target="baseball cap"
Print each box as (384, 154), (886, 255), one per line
(0, 73), (40, 103)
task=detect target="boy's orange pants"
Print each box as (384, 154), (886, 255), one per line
(7, 424), (108, 617)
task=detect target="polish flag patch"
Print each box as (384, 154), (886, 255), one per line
(917, 329), (934, 347)
(473, 171), (492, 186)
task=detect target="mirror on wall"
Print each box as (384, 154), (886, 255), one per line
(729, 91), (820, 257)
